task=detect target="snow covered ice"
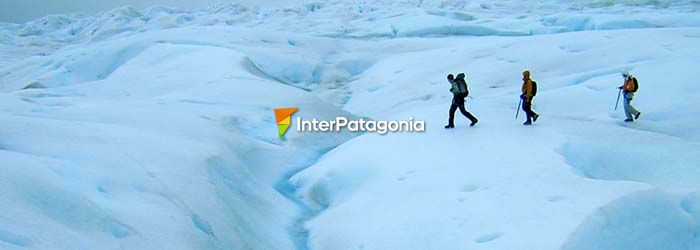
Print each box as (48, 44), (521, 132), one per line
(1, 1), (700, 249)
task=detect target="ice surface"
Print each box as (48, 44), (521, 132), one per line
(1, 1), (699, 250)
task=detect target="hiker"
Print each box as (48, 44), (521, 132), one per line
(445, 73), (478, 128)
(619, 71), (641, 122)
(520, 70), (539, 125)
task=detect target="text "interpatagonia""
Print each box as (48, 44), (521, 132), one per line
(296, 116), (425, 135)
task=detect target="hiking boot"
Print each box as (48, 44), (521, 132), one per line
(444, 124), (454, 129)
(533, 113), (539, 122)
(523, 121), (532, 125)
(470, 119), (478, 127)
(624, 119), (633, 122)
(635, 112), (641, 120)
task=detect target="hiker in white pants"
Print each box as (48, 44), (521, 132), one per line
(619, 71), (641, 122)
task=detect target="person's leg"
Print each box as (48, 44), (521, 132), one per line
(450, 94), (464, 126)
(446, 104), (457, 128)
(456, 94), (477, 125)
(530, 101), (539, 122)
(458, 96), (474, 120)
(458, 103), (478, 125)
(523, 101), (533, 124)
(623, 93), (635, 121)
(625, 93), (640, 118)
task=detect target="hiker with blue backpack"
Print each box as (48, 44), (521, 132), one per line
(445, 73), (478, 128)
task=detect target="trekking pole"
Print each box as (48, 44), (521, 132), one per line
(515, 98), (522, 120)
(614, 88), (622, 110)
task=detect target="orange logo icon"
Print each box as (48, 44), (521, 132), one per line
(274, 108), (298, 140)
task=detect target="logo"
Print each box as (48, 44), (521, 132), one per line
(274, 108), (298, 140)
(274, 107), (425, 140)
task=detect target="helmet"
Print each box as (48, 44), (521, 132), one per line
(447, 74), (455, 81)
(622, 71), (630, 77)
(523, 70), (531, 78)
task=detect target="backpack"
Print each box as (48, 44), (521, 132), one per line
(632, 77), (639, 92)
(455, 73), (469, 95)
(455, 79), (469, 95)
(532, 81), (537, 96)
